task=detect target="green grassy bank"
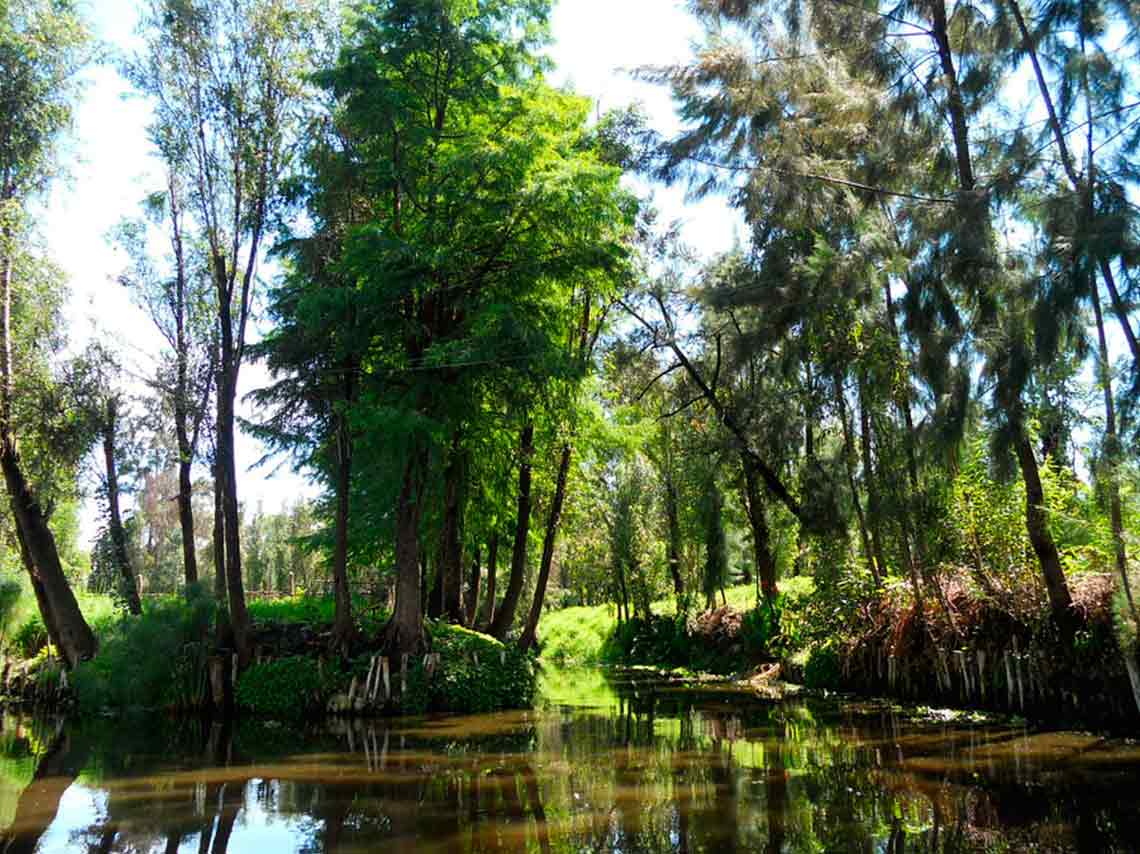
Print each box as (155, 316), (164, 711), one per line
(0, 584), (535, 719)
(536, 578), (816, 673)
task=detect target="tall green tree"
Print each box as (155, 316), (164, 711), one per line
(130, 0), (321, 664)
(290, 0), (631, 653)
(0, 0), (96, 667)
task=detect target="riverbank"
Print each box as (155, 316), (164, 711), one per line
(536, 573), (1140, 731)
(0, 590), (536, 719)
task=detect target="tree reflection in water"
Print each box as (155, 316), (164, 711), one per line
(0, 673), (1139, 852)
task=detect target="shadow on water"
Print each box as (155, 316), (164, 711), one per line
(1, 670), (1139, 852)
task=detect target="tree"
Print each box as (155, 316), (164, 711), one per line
(282, 0), (631, 654)
(0, 0), (96, 667)
(130, 0), (320, 665)
(113, 166), (217, 596)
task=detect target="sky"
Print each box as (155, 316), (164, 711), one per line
(45, 0), (743, 544)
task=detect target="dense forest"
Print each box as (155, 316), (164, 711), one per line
(0, 0), (1138, 722)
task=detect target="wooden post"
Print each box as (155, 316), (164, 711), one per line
(208, 655), (231, 712)
(289, 572), (296, 597)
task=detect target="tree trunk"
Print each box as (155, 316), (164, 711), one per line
(664, 468), (684, 599)
(465, 547), (481, 628)
(931, 0), (975, 192)
(427, 555), (443, 620)
(212, 460), (227, 604)
(1, 443), (97, 668)
(1014, 432), (1073, 626)
(102, 400), (141, 615)
(477, 533), (498, 629)
(177, 457), (198, 590)
(216, 349), (250, 667)
(439, 440), (465, 624)
(1079, 27), (1134, 625)
(489, 423), (534, 640)
(1089, 215), (1135, 625)
(15, 525), (61, 652)
(380, 451), (428, 654)
(1007, 0), (1140, 366)
(741, 455), (779, 603)
(519, 441), (572, 651)
(331, 412), (354, 651)
(857, 374), (890, 586)
(835, 379), (879, 587)
(1, 231), (95, 666)
(169, 173), (199, 593)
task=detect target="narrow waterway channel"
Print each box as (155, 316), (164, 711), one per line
(1, 669), (1139, 852)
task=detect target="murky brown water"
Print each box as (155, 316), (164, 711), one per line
(1, 668), (1139, 852)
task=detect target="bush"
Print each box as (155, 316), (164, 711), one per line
(235, 655), (331, 719)
(423, 621), (536, 713)
(10, 620), (47, 659)
(72, 588), (215, 711)
(803, 644), (842, 691)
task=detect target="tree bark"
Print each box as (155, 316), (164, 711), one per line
(857, 373), (890, 586)
(439, 439), (466, 624)
(465, 547), (481, 628)
(170, 175), (199, 592)
(664, 467), (684, 598)
(331, 410), (354, 651)
(2, 444), (97, 668)
(519, 441), (572, 651)
(489, 423), (534, 640)
(102, 399), (141, 615)
(15, 525), (61, 652)
(176, 456), (198, 590)
(741, 455), (779, 603)
(477, 532), (498, 629)
(380, 450), (428, 654)
(835, 379), (879, 587)
(215, 343), (250, 666)
(1014, 432), (1073, 626)
(211, 459), (227, 604)
(931, 0), (975, 192)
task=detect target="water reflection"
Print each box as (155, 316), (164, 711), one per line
(1, 671), (1139, 852)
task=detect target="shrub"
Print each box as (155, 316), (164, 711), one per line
(804, 644), (842, 690)
(72, 588), (215, 711)
(10, 620), (47, 659)
(235, 655), (331, 719)
(423, 621), (536, 713)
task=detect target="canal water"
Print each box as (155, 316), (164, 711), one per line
(1, 668), (1139, 852)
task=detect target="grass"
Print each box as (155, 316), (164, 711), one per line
(537, 577), (816, 666)
(0, 575), (119, 657)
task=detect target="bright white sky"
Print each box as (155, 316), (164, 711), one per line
(46, 0), (743, 544)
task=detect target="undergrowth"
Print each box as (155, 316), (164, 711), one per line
(539, 578), (815, 672)
(72, 586), (215, 711)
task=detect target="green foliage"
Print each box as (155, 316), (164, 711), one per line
(534, 602), (619, 665)
(422, 621), (537, 713)
(72, 588), (215, 711)
(740, 596), (784, 655)
(235, 655), (331, 719)
(803, 644), (842, 691)
(9, 620), (47, 660)
(0, 580), (22, 645)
